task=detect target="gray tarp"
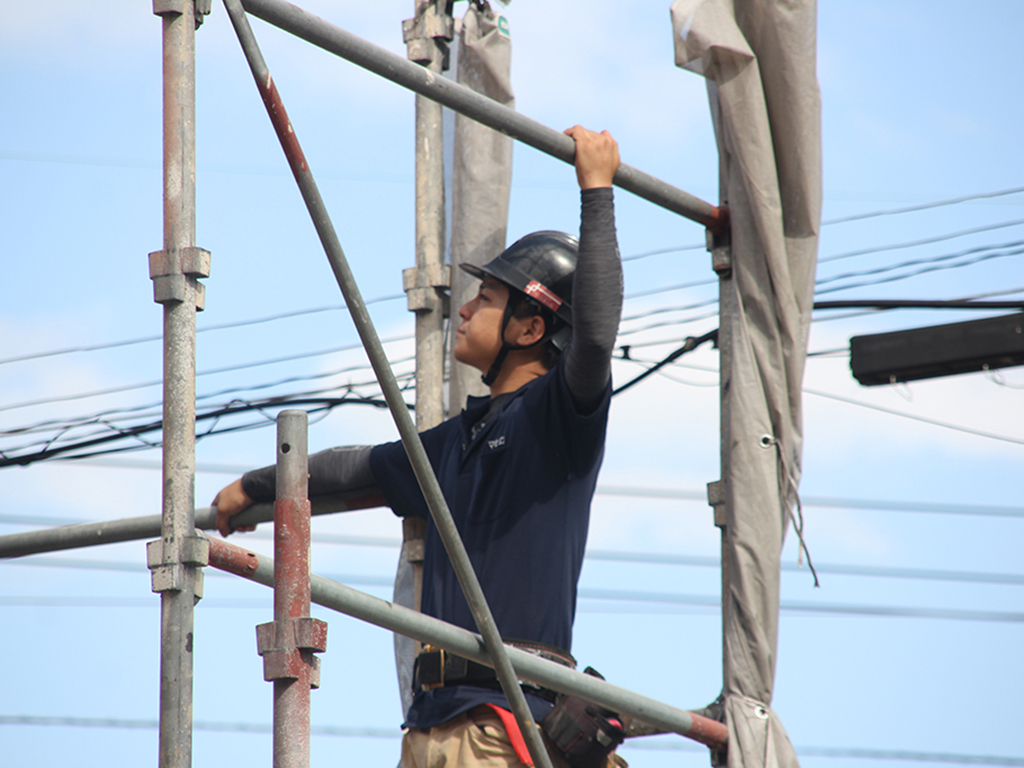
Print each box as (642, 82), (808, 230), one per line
(445, 3), (515, 413)
(392, 2), (515, 720)
(670, 1), (822, 767)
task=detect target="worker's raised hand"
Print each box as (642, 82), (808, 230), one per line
(564, 125), (620, 190)
(213, 478), (256, 537)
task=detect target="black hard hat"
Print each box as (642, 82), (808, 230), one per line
(459, 231), (578, 331)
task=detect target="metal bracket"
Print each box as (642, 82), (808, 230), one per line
(147, 534), (209, 597)
(402, 1), (455, 68)
(706, 227), (731, 277)
(149, 246), (210, 309)
(153, 0), (211, 28)
(256, 617), (328, 687)
(403, 264), (451, 315)
(707, 480), (727, 528)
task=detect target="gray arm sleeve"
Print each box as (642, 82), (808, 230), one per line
(563, 187), (623, 411)
(240, 445), (378, 502)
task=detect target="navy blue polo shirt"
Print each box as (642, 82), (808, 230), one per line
(369, 354), (611, 728)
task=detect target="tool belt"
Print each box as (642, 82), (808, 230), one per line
(412, 640), (576, 702)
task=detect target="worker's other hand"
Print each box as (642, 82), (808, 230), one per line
(213, 478), (256, 537)
(564, 125), (620, 190)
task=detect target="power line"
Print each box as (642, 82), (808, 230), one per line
(0, 295), (404, 368)
(0, 714), (400, 739)
(2, 589), (1019, 623)
(818, 220), (1024, 266)
(9, 550), (1022, 587)
(0, 333), (414, 415)
(815, 244), (1024, 297)
(822, 186), (1024, 226)
(623, 737), (1024, 766)
(3, 714), (1019, 765)
(0, 394), (406, 468)
(803, 388), (1024, 448)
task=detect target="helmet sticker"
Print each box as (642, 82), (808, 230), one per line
(524, 280), (563, 312)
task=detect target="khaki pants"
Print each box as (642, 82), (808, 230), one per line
(401, 705), (626, 768)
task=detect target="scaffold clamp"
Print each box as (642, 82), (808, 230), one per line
(403, 1), (454, 68)
(149, 246), (211, 309)
(256, 617), (328, 687)
(147, 533), (209, 597)
(706, 227), (731, 276)
(403, 264), (451, 315)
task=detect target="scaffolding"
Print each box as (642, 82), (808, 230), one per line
(0, 1), (782, 766)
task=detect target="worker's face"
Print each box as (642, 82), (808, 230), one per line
(454, 276), (510, 372)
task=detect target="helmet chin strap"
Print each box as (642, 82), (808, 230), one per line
(481, 295), (548, 387)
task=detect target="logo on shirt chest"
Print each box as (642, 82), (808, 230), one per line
(486, 435), (506, 451)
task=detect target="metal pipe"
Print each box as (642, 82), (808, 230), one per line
(220, 3), (553, 765)
(207, 537), (729, 751)
(240, 0), (728, 232)
(0, 493), (381, 559)
(153, 3), (201, 766)
(257, 411), (325, 768)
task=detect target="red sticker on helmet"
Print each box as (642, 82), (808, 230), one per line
(524, 280), (562, 312)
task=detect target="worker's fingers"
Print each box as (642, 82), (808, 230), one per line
(213, 479), (255, 537)
(564, 125), (620, 190)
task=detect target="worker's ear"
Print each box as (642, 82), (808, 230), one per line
(507, 313), (546, 347)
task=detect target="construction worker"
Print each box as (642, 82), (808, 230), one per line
(213, 124), (625, 768)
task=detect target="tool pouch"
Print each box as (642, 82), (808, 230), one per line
(541, 667), (625, 768)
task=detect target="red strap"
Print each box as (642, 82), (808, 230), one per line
(484, 704), (534, 766)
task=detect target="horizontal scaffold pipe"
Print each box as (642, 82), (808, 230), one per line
(240, 0), (727, 233)
(206, 536), (729, 751)
(0, 493), (376, 559)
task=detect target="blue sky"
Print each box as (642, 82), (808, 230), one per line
(1, 2), (1022, 767)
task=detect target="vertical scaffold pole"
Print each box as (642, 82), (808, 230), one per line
(147, 2), (211, 767)
(707, 227), (732, 767)
(403, 0), (452, 429)
(257, 410), (327, 768)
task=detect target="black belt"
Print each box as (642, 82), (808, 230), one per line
(413, 640), (576, 702)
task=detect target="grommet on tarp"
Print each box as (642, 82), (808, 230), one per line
(754, 705), (769, 720)
(758, 434), (775, 449)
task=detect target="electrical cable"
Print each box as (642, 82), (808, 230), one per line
(620, 239), (1024, 332)
(2, 714), (1020, 764)
(803, 388), (1024, 448)
(1, 588), (1018, 623)
(0, 332), (414, 415)
(612, 329), (718, 395)
(815, 241), (1024, 292)
(0, 394), (409, 468)
(1, 359), (412, 443)
(818, 220), (1024, 266)
(821, 185), (1024, 226)
(0, 294), (404, 368)
(8, 549), (1022, 587)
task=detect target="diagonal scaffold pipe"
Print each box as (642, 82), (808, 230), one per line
(207, 536), (729, 751)
(240, 0), (728, 234)
(221, 1), (554, 765)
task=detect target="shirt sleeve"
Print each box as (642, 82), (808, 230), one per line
(240, 445), (378, 502)
(562, 187), (622, 413)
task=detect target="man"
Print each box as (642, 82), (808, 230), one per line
(214, 125), (623, 767)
